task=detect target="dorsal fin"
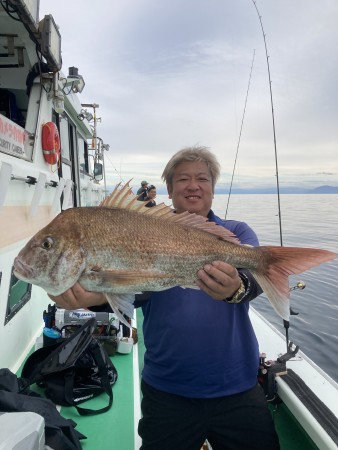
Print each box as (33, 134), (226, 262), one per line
(100, 181), (240, 244)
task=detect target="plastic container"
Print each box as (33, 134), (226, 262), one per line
(117, 337), (133, 354)
(0, 412), (45, 450)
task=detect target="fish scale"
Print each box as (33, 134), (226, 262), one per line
(13, 182), (337, 324)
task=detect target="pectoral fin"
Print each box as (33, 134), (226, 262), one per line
(87, 268), (171, 287)
(104, 293), (135, 328)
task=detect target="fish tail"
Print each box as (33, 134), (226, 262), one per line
(104, 293), (135, 328)
(252, 246), (337, 321)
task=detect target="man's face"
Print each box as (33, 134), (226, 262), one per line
(168, 161), (213, 217)
(148, 188), (156, 199)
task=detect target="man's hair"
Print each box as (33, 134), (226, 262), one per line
(161, 145), (221, 191)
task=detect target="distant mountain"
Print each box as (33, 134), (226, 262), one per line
(307, 185), (338, 194)
(108, 185), (338, 195)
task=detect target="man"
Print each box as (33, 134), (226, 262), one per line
(50, 146), (280, 450)
(137, 180), (149, 200)
(144, 185), (157, 207)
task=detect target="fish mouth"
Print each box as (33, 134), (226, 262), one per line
(13, 257), (35, 281)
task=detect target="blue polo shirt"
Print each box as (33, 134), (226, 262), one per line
(141, 210), (260, 398)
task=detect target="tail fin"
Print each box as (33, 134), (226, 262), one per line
(252, 247), (337, 321)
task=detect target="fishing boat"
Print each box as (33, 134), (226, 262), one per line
(0, 0), (108, 399)
(0, 1), (337, 449)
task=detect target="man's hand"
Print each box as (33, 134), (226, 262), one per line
(48, 282), (107, 310)
(196, 261), (242, 300)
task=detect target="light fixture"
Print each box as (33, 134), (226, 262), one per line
(101, 143), (110, 151)
(39, 15), (62, 72)
(53, 93), (65, 114)
(67, 66), (85, 93)
(77, 109), (93, 122)
(51, 72), (64, 114)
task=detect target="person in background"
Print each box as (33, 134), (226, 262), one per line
(144, 185), (156, 207)
(48, 146), (280, 450)
(137, 180), (149, 200)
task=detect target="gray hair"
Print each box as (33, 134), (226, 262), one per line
(161, 145), (221, 191)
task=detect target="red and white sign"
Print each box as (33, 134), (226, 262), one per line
(0, 113), (31, 160)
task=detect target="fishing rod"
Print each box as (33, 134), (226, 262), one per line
(104, 150), (126, 185)
(251, 2), (304, 351)
(251, 0), (283, 247)
(225, 49), (256, 220)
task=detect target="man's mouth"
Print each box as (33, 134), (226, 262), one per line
(185, 195), (201, 200)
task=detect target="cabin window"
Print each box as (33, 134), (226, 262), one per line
(78, 135), (89, 175)
(59, 115), (71, 161)
(0, 88), (32, 161)
(4, 269), (32, 325)
(0, 88), (26, 128)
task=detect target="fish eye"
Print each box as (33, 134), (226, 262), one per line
(42, 237), (53, 250)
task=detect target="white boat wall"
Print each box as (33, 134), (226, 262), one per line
(251, 308), (338, 450)
(0, 0), (108, 373)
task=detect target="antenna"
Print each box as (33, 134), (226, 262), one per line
(225, 49), (256, 220)
(251, 0), (283, 246)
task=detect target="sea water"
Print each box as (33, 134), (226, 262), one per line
(156, 193), (338, 383)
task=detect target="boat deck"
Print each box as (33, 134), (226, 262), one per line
(17, 308), (332, 449)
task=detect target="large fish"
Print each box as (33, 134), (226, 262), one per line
(13, 183), (337, 323)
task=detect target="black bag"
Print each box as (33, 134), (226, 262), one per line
(0, 368), (85, 450)
(22, 318), (118, 416)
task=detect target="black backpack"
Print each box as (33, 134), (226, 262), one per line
(21, 318), (117, 416)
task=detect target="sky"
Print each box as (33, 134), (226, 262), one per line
(39, 0), (338, 192)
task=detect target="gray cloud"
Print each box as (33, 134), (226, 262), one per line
(40, 0), (338, 190)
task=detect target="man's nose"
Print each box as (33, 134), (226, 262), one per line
(186, 178), (199, 189)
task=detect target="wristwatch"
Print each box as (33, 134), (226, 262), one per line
(225, 278), (246, 303)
